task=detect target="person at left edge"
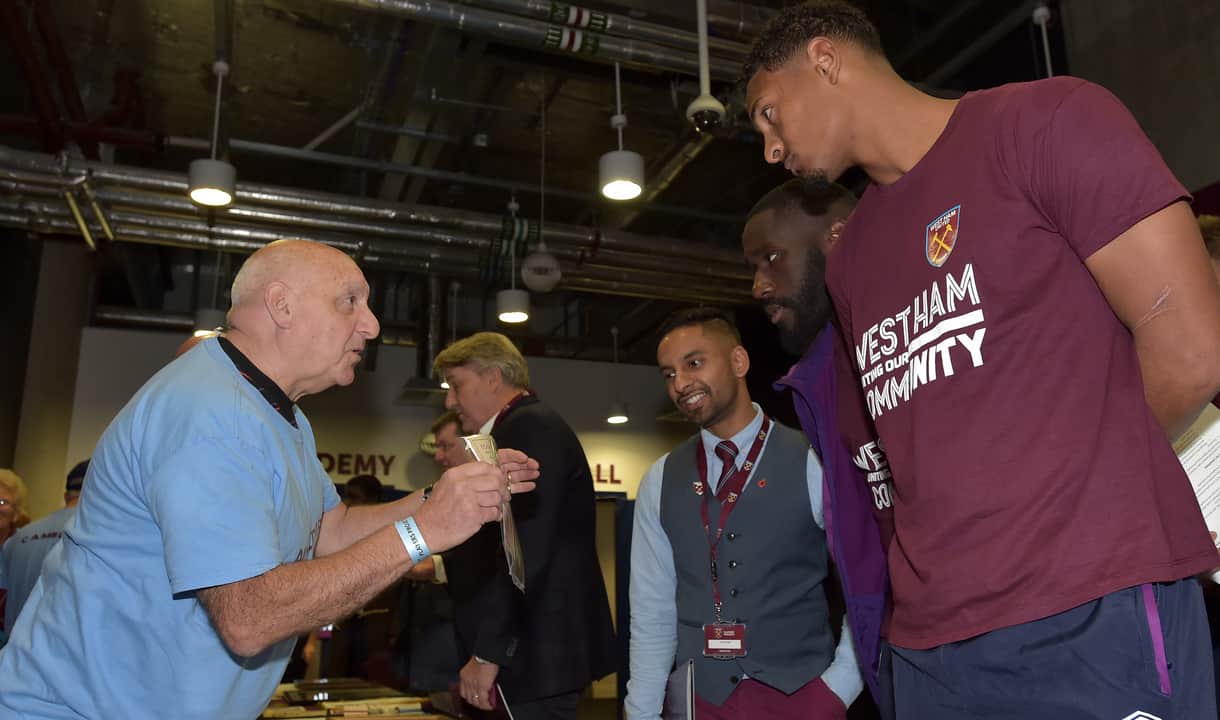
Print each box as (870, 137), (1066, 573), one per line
(626, 307), (862, 720)
(0, 238), (539, 720)
(0, 460), (90, 642)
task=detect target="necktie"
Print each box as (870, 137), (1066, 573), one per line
(713, 441), (739, 501)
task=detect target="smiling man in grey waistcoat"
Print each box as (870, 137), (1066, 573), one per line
(626, 307), (862, 719)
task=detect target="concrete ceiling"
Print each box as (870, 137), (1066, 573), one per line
(0, 0), (1061, 362)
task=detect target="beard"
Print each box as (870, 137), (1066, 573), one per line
(774, 247), (833, 356)
(800, 169), (832, 193)
(676, 381), (736, 430)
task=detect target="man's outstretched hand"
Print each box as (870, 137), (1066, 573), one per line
(412, 458), (536, 555)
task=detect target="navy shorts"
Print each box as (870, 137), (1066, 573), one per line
(891, 578), (1216, 719)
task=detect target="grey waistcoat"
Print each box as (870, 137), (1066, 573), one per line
(659, 421), (833, 706)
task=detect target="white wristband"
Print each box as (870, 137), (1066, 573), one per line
(396, 516), (431, 565)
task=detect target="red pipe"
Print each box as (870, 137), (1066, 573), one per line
(30, 0), (96, 158)
(98, 69), (145, 131)
(0, 1), (64, 152)
(0, 114), (162, 150)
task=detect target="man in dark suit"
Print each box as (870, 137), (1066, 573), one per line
(434, 332), (616, 719)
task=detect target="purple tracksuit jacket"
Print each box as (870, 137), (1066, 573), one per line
(774, 326), (891, 712)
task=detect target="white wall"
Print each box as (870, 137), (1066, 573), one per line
(65, 327), (692, 499)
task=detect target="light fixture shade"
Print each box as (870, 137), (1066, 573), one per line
(188, 158), (236, 207)
(496, 288), (530, 324)
(521, 249), (562, 293)
(599, 149), (644, 200)
(606, 400), (629, 425)
(193, 307), (227, 336)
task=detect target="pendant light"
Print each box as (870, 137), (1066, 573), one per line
(188, 60), (236, 207)
(522, 94), (561, 293)
(606, 327), (629, 424)
(497, 196), (529, 324)
(599, 62), (644, 201)
(496, 287), (529, 324)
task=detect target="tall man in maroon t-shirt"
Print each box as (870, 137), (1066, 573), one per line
(742, 2), (1220, 718)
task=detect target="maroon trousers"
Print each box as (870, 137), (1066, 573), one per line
(694, 676), (847, 720)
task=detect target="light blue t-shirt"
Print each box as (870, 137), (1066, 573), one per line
(0, 338), (340, 719)
(0, 505), (76, 636)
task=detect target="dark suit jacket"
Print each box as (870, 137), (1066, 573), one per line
(445, 395), (617, 702)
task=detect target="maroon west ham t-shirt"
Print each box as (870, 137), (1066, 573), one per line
(826, 77), (1216, 650)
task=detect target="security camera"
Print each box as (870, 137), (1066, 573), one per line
(686, 94), (726, 133)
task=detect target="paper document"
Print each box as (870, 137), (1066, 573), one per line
(495, 683), (515, 720)
(1173, 402), (1220, 582)
(663, 659), (695, 720)
(462, 434), (526, 592)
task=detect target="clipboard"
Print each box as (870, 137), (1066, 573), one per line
(663, 659), (696, 720)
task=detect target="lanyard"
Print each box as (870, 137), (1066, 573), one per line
(694, 415), (771, 622)
(490, 390), (533, 433)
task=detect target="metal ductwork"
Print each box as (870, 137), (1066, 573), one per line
(93, 305), (194, 331)
(459, 0), (750, 61)
(332, 0), (740, 81)
(705, 0), (774, 40)
(0, 146), (754, 306)
(164, 135), (742, 225)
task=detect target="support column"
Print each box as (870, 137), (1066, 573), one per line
(1060, 0), (1220, 190)
(13, 238), (91, 519)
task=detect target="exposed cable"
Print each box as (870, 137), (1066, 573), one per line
(209, 62), (230, 160)
(613, 62), (624, 150)
(695, 0), (712, 97)
(1033, 5), (1054, 78)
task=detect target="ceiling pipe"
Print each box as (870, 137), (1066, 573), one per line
(0, 119), (742, 225)
(704, 0), (774, 40)
(214, 0), (234, 66)
(459, 0), (749, 60)
(0, 145), (747, 266)
(95, 305), (194, 331)
(303, 103), (365, 152)
(894, 0), (982, 67)
(419, 272), (445, 380)
(609, 120), (715, 232)
(30, 0), (95, 158)
(355, 120), (458, 144)
(0, 147), (754, 302)
(2, 180), (750, 281)
(558, 276), (735, 305)
(570, 245), (748, 282)
(331, 0), (740, 81)
(0, 115), (166, 149)
(0, 197), (742, 306)
(0, 2), (64, 152)
(165, 134), (742, 225)
(924, 0), (1039, 87)
(0, 192), (753, 304)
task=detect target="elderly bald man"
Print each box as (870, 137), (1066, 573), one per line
(0, 239), (538, 720)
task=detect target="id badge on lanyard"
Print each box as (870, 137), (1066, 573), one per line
(704, 622), (747, 659)
(695, 416), (770, 660)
